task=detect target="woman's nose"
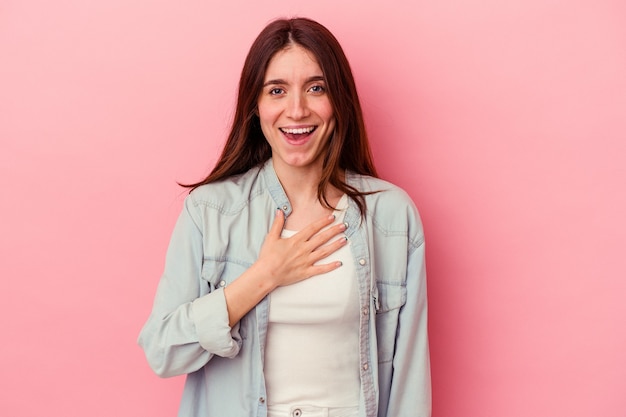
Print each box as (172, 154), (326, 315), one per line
(286, 93), (310, 120)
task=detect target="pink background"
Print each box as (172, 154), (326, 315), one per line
(1, 0), (625, 416)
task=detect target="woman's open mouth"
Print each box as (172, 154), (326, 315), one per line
(280, 126), (317, 144)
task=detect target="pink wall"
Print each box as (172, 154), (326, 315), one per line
(1, 1), (625, 416)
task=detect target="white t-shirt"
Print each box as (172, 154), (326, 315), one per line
(264, 195), (360, 408)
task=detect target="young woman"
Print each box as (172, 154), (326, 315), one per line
(139, 17), (431, 417)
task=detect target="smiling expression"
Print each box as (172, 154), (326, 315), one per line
(257, 45), (336, 174)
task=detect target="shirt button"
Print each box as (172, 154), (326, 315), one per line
(282, 205), (289, 211)
(218, 280), (226, 287)
(359, 258), (366, 266)
(363, 363), (369, 370)
(292, 409), (302, 417)
(362, 308), (369, 315)
(259, 397), (265, 404)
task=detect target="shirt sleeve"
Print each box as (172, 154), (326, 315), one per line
(385, 214), (432, 417)
(137, 195), (242, 378)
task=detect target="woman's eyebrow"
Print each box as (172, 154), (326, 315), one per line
(263, 75), (325, 87)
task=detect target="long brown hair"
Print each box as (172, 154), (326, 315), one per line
(184, 17), (378, 215)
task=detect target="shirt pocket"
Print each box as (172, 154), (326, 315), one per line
(201, 257), (249, 290)
(374, 281), (407, 363)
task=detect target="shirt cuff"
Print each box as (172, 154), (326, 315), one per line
(191, 288), (241, 358)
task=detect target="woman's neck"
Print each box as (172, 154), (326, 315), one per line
(272, 160), (344, 231)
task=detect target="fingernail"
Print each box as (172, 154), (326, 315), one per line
(329, 214), (336, 220)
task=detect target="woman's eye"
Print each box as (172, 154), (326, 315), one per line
(309, 85), (325, 93)
(269, 88), (284, 95)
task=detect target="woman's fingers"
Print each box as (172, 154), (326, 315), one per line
(297, 214), (337, 242)
(309, 235), (348, 264)
(298, 220), (348, 274)
(307, 221), (347, 250)
(306, 259), (344, 278)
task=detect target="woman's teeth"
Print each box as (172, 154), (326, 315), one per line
(280, 126), (315, 134)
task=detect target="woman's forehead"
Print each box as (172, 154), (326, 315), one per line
(264, 45), (322, 80)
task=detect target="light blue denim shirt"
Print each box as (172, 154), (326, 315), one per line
(138, 159), (431, 417)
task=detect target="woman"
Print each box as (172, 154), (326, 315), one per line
(139, 17), (431, 417)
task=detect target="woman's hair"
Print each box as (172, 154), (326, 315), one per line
(184, 17), (378, 214)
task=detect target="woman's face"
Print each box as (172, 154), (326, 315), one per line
(257, 45), (336, 174)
